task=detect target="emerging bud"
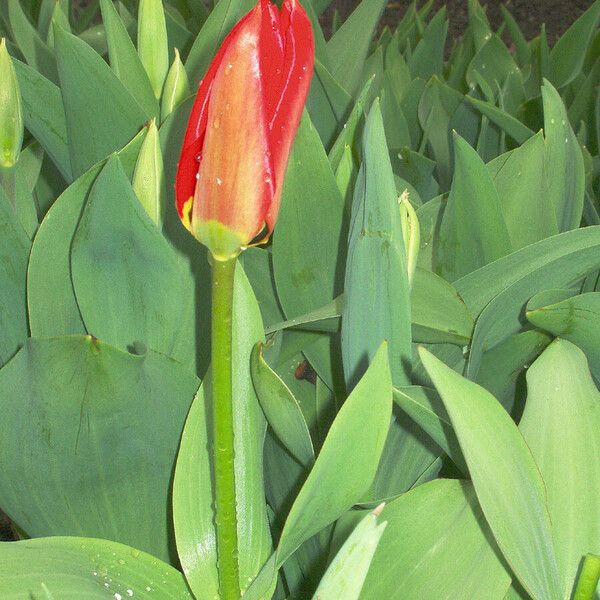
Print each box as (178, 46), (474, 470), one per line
(399, 190), (420, 289)
(0, 39), (23, 168)
(161, 49), (190, 122)
(175, 0), (314, 260)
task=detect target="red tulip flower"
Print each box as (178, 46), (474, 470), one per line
(176, 0), (314, 260)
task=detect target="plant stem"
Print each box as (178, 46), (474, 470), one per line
(211, 256), (240, 600)
(573, 554), (600, 600)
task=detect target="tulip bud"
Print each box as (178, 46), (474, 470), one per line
(132, 119), (165, 226)
(399, 190), (420, 288)
(161, 49), (190, 122)
(175, 0), (314, 261)
(138, 0), (169, 99)
(0, 39), (23, 169)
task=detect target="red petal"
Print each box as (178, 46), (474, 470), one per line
(260, 0), (314, 231)
(175, 4), (262, 220)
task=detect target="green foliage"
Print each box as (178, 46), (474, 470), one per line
(2, 0), (600, 598)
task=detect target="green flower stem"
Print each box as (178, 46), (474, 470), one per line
(211, 256), (240, 600)
(573, 554), (600, 600)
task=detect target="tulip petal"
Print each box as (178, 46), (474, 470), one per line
(262, 0), (314, 231)
(191, 11), (273, 258)
(175, 5), (260, 222)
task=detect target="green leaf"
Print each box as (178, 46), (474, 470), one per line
(437, 133), (511, 281)
(407, 7), (447, 81)
(0, 39), (23, 168)
(520, 340), (600, 598)
(466, 34), (520, 95)
(100, 0), (159, 119)
(462, 227), (600, 379)
(277, 342), (391, 564)
(476, 330), (551, 411)
(306, 59), (353, 149)
(410, 267), (473, 345)
(0, 185), (30, 368)
(54, 26), (148, 178)
(272, 112), (345, 389)
(137, 0), (169, 99)
(464, 95), (534, 145)
(132, 119), (165, 226)
(342, 100), (411, 388)
(13, 60), (72, 181)
(548, 0), (600, 88)
(0, 537), (192, 598)
(27, 131), (145, 339)
(326, 0), (386, 96)
(251, 342), (315, 468)
(7, 0), (57, 82)
(354, 479), (511, 599)
(392, 385), (466, 474)
(161, 48), (190, 121)
(0, 336), (199, 562)
(173, 263), (271, 598)
(526, 292), (600, 379)
(312, 507), (387, 600)
(419, 347), (562, 600)
(487, 131), (558, 250)
(184, 0), (248, 88)
(70, 156), (194, 369)
(542, 80), (585, 233)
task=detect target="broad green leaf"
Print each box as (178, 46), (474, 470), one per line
(13, 60), (72, 181)
(568, 56), (600, 128)
(0, 336), (199, 563)
(411, 267), (473, 345)
(393, 385), (466, 474)
(251, 342), (315, 468)
(71, 156), (194, 370)
(173, 263), (271, 598)
(312, 508), (387, 600)
(407, 7), (447, 81)
(273, 112), (345, 389)
(7, 0), (57, 82)
(476, 330), (551, 411)
(306, 59), (353, 149)
(100, 0), (159, 119)
(466, 34), (520, 95)
(54, 26), (148, 178)
(464, 95), (534, 145)
(137, 0), (169, 99)
(360, 404), (441, 504)
(342, 101), (411, 389)
(548, 0), (600, 88)
(542, 80), (585, 233)
(277, 343), (391, 565)
(27, 132), (145, 339)
(462, 227), (600, 379)
(500, 4), (530, 65)
(520, 340), (600, 598)
(353, 479), (511, 599)
(487, 132), (558, 250)
(0, 537), (192, 598)
(455, 226), (600, 319)
(526, 292), (600, 378)
(437, 133), (511, 281)
(184, 0), (248, 87)
(326, 0), (386, 97)
(328, 75), (373, 171)
(420, 348), (562, 600)
(0, 185), (30, 368)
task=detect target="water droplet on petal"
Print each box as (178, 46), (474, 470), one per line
(216, 177), (223, 186)
(213, 117), (221, 129)
(264, 176), (271, 184)
(195, 173), (200, 180)
(302, 65), (307, 71)
(225, 63), (233, 75)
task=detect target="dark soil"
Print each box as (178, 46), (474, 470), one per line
(324, 0), (596, 44)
